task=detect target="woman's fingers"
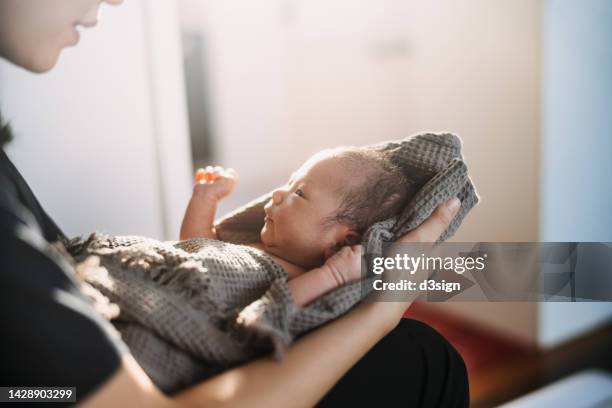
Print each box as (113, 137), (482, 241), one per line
(398, 197), (461, 243)
(372, 198), (462, 323)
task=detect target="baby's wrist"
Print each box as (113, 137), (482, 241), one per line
(192, 184), (221, 201)
(318, 264), (346, 289)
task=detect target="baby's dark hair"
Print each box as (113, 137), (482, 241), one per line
(323, 146), (432, 237)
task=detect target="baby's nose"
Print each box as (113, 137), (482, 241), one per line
(272, 189), (284, 205)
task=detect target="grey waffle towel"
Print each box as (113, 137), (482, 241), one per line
(71, 132), (479, 394)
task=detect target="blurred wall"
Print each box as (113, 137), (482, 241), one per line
(0, 0), (192, 240)
(538, 0), (612, 348)
(180, 0), (543, 342)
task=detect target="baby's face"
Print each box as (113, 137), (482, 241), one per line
(260, 154), (353, 269)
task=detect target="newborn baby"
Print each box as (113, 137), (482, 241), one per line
(181, 146), (425, 306)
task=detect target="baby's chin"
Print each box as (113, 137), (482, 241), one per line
(259, 227), (318, 267)
(258, 231), (289, 259)
(259, 228), (275, 250)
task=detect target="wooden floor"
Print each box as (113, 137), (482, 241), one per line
(404, 303), (612, 407)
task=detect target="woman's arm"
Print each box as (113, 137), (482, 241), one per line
(82, 301), (395, 408)
(174, 300), (394, 408)
(83, 198), (461, 408)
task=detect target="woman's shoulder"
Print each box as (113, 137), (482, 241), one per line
(0, 113), (66, 243)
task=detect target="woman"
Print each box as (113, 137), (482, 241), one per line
(0, 1), (468, 406)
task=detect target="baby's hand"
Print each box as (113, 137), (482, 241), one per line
(322, 245), (363, 287)
(193, 166), (239, 201)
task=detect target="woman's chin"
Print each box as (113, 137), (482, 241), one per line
(21, 48), (62, 74)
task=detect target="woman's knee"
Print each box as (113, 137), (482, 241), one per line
(388, 318), (470, 407)
(317, 318), (469, 407)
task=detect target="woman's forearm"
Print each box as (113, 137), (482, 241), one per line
(173, 301), (401, 408)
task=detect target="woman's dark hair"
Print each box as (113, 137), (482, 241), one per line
(324, 146), (433, 236)
(0, 111), (13, 146)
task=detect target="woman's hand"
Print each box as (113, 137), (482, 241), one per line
(396, 197), (461, 244)
(193, 166), (239, 201)
(322, 245), (363, 287)
(373, 197), (462, 328)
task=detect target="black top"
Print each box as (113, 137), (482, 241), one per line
(0, 127), (126, 403)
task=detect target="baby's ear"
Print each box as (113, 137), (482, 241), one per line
(324, 231), (360, 259)
(324, 242), (343, 259)
(343, 231), (360, 246)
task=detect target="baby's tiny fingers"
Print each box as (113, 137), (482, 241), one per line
(195, 166), (221, 183)
(195, 168), (207, 183)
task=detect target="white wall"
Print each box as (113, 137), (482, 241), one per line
(0, 0), (192, 240)
(184, 0), (541, 243)
(186, 0), (297, 215)
(538, 0), (612, 348)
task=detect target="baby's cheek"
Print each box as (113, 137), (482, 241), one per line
(284, 223), (305, 248)
(279, 222), (304, 248)
(303, 227), (328, 257)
